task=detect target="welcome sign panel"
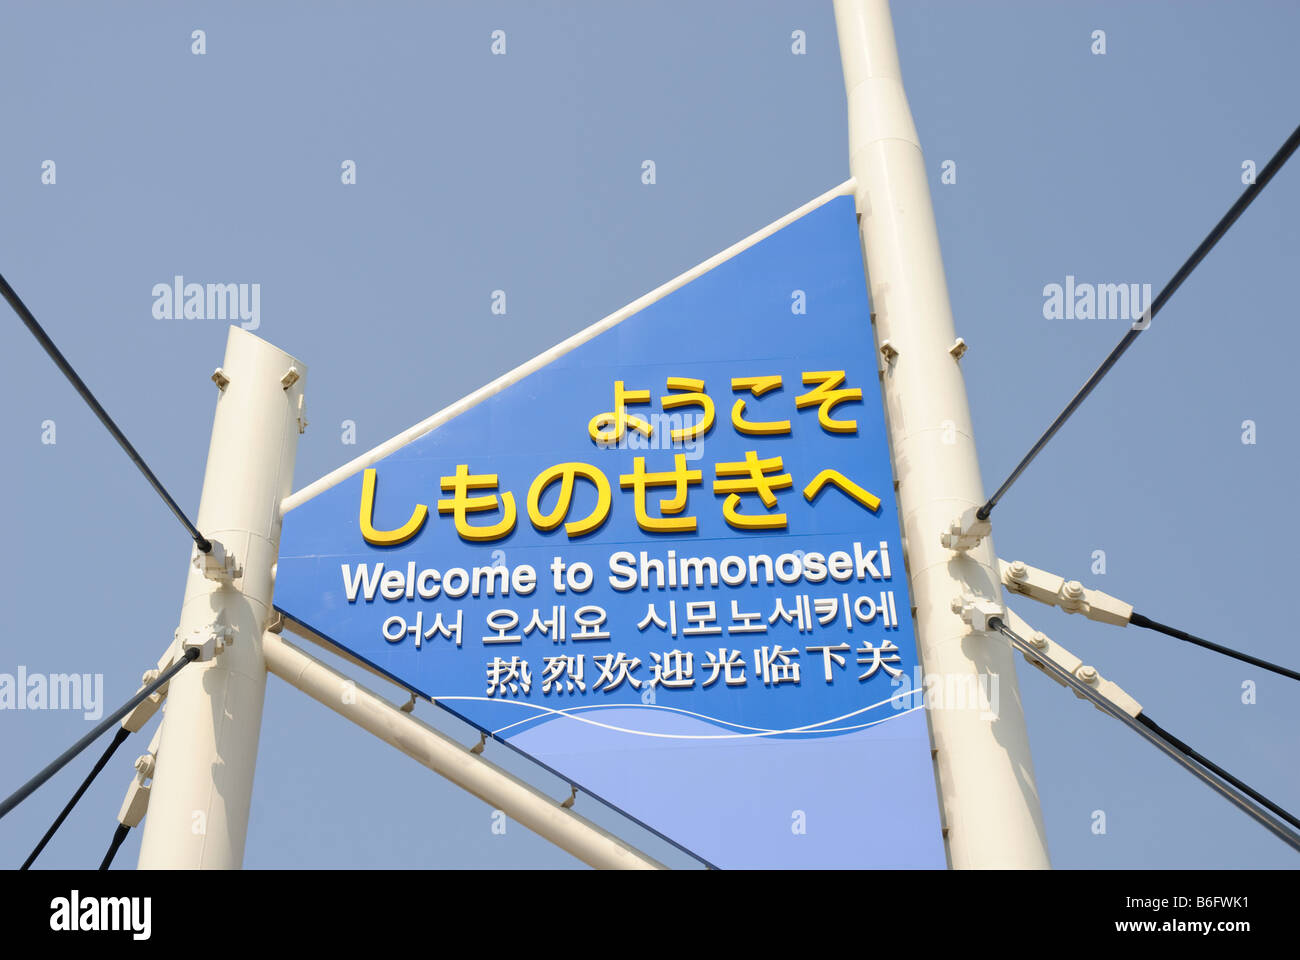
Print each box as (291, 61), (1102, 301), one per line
(274, 195), (946, 868)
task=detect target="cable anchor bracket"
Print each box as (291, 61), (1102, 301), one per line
(940, 506), (991, 552)
(180, 621), (235, 662)
(999, 559), (1133, 626)
(193, 538), (241, 584)
(997, 608), (1142, 718)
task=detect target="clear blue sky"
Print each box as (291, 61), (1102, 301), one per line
(1, 0), (1297, 869)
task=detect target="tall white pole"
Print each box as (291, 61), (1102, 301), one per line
(138, 327), (306, 868)
(833, 0), (1051, 868)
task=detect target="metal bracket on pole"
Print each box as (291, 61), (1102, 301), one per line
(119, 644), (181, 733)
(179, 621), (235, 663)
(951, 592), (1005, 633)
(282, 366), (310, 433)
(1001, 608), (1142, 718)
(998, 559), (1133, 626)
(193, 538), (241, 584)
(117, 724), (164, 829)
(940, 506), (991, 552)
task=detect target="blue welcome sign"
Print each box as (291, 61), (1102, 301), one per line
(274, 193), (946, 868)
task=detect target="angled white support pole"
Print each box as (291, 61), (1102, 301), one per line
(277, 615), (405, 691)
(138, 327), (306, 868)
(834, 0), (1051, 868)
(262, 631), (665, 870)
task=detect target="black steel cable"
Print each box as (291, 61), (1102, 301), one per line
(0, 647), (199, 821)
(990, 616), (1300, 853)
(1130, 611), (1300, 683)
(99, 823), (130, 870)
(978, 123), (1300, 522)
(1135, 712), (1300, 833)
(0, 271), (212, 553)
(20, 727), (131, 869)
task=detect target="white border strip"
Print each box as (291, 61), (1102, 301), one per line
(282, 178), (857, 515)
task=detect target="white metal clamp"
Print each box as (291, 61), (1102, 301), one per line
(193, 538), (241, 584)
(180, 621), (235, 662)
(940, 506), (991, 552)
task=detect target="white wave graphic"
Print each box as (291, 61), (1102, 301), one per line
(432, 688), (925, 741)
(487, 686), (923, 737)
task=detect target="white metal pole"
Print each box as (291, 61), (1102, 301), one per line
(137, 327), (306, 869)
(262, 631), (665, 870)
(833, 0), (1051, 868)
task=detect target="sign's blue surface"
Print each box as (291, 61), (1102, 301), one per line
(275, 195), (946, 868)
